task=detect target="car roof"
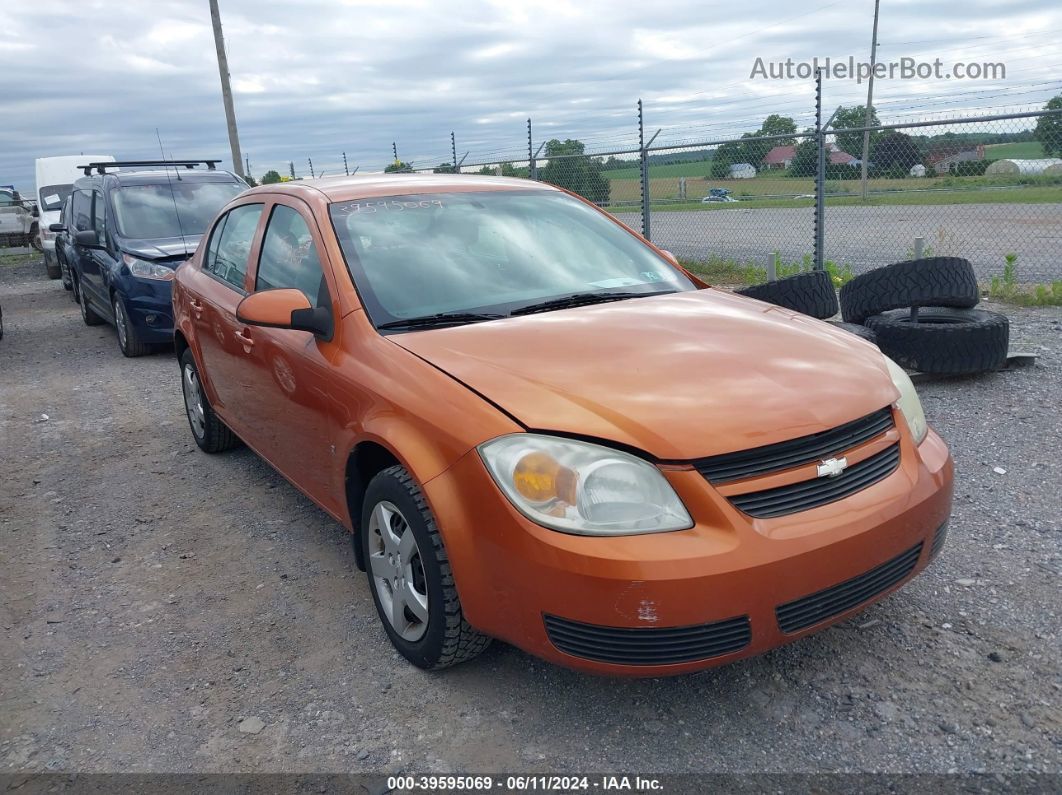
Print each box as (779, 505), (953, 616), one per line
(240, 173), (558, 204)
(73, 169), (242, 189)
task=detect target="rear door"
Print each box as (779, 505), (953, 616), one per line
(236, 199), (343, 512)
(183, 201), (265, 431)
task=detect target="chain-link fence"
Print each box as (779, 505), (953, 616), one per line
(361, 95), (1061, 288)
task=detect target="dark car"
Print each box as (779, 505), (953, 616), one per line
(51, 196), (79, 299)
(59, 160), (246, 356)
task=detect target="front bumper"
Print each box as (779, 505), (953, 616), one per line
(119, 278), (174, 343)
(423, 422), (953, 676)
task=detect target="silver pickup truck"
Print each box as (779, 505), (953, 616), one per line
(0, 186), (41, 250)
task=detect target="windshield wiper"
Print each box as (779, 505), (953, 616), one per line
(377, 312), (505, 331)
(510, 290), (673, 317)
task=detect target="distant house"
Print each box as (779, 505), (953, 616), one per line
(762, 145), (796, 169)
(729, 162), (756, 179)
(927, 145), (984, 173)
(761, 143), (857, 169)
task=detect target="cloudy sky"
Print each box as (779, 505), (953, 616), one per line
(2, 0), (1059, 192)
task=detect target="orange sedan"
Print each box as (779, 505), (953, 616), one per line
(172, 174), (952, 675)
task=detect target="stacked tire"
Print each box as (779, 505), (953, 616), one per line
(840, 257), (1008, 375)
(736, 270), (881, 345)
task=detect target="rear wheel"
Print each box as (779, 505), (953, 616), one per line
(179, 348), (240, 452)
(114, 295), (150, 357)
(362, 466), (490, 670)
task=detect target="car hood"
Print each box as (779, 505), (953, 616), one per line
(391, 289), (899, 460)
(121, 235), (202, 261)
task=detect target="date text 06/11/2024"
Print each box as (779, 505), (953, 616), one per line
(386, 775), (665, 791)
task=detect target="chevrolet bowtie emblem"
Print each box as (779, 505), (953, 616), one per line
(817, 457), (849, 478)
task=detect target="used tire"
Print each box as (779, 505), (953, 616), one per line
(179, 348), (240, 452)
(839, 257), (979, 324)
(113, 295), (151, 357)
(826, 320), (878, 344)
(362, 465), (491, 670)
(865, 307), (1009, 374)
(735, 270), (838, 319)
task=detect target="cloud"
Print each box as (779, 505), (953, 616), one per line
(0, 0), (1059, 191)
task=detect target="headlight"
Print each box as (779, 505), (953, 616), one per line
(478, 434), (693, 536)
(123, 254), (174, 281)
(883, 355), (928, 444)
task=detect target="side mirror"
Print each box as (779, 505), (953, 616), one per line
(660, 249), (679, 265)
(74, 230), (101, 248)
(31, 205), (40, 218)
(49, 223), (66, 233)
(236, 288), (333, 340)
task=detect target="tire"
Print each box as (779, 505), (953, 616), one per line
(735, 270), (839, 319)
(179, 348), (240, 453)
(865, 307), (1009, 375)
(826, 320), (878, 344)
(78, 280), (104, 326)
(839, 257), (979, 324)
(59, 255), (73, 291)
(362, 465), (491, 670)
(45, 254), (61, 280)
(113, 295), (151, 357)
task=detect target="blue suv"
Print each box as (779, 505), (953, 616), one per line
(62, 160), (246, 356)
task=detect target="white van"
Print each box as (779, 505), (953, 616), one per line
(35, 155), (114, 279)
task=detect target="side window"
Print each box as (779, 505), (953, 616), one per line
(71, 190), (92, 232)
(204, 204), (263, 290)
(92, 190), (107, 242)
(256, 205), (328, 306)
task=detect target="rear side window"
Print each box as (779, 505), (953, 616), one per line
(204, 204), (263, 290)
(256, 204), (328, 306)
(71, 190), (92, 232)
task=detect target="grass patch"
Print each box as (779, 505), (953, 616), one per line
(0, 250), (40, 267)
(986, 253), (1062, 306)
(983, 141), (1047, 159)
(681, 254), (853, 288)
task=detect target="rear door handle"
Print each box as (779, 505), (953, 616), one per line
(189, 298), (203, 317)
(234, 329), (255, 348)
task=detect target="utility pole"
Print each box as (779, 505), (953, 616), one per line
(451, 132), (458, 173)
(209, 0), (244, 177)
(343, 152), (349, 176)
(859, 0), (880, 200)
(244, 154), (250, 178)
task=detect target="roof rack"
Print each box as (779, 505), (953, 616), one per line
(78, 160), (221, 176)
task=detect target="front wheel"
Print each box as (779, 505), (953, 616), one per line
(114, 295), (150, 357)
(362, 466), (490, 670)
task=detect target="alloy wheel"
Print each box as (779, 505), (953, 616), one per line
(182, 363), (206, 439)
(114, 299), (129, 350)
(368, 500), (429, 642)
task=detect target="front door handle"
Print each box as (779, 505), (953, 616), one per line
(234, 329), (255, 348)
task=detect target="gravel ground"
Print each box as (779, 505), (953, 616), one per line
(1, 256), (1060, 776)
(614, 203), (1062, 282)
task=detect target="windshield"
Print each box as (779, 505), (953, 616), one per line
(111, 180), (245, 239)
(38, 184), (72, 212)
(329, 190), (694, 326)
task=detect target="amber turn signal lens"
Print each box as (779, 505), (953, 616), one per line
(513, 451), (576, 504)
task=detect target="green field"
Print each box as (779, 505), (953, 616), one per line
(983, 141), (1047, 159)
(602, 160), (714, 180)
